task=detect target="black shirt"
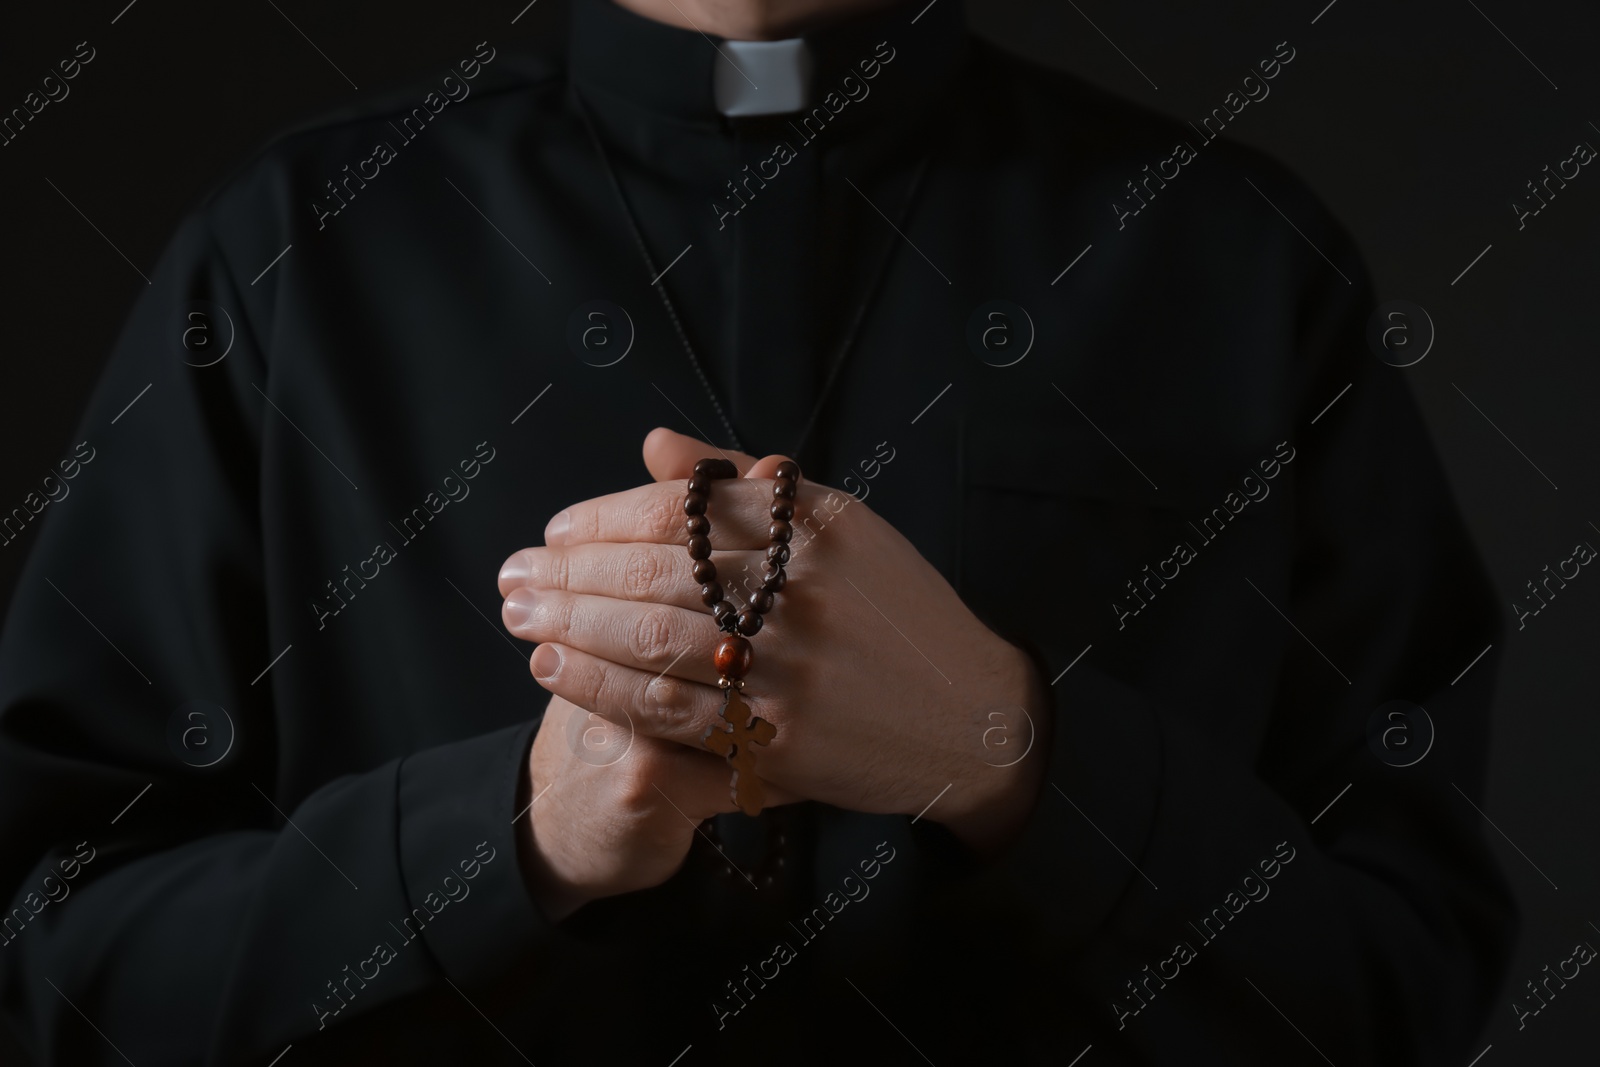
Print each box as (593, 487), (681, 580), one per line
(0, 1), (1512, 1064)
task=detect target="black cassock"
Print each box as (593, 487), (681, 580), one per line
(0, 1), (1513, 1064)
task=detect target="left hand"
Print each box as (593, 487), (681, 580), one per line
(499, 429), (1049, 850)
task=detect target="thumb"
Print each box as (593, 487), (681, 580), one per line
(642, 427), (758, 482)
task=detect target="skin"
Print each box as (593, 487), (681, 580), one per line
(501, 428), (1049, 921)
(612, 0), (902, 40)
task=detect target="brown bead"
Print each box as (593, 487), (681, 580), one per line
(774, 460), (800, 481)
(714, 635), (754, 679)
(700, 581), (724, 607)
(770, 500), (794, 522)
(691, 558), (717, 584)
(768, 520), (792, 544)
(686, 476), (711, 495)
(766, 543), (791, 565)
(683, 493), (707, 516)
(686, 534), (712, 559)
(685, 514), (710, 536)
(735, 607), (763, 636)
(773, 480), (797, 500)
(749, 589), (775, 614)
(760, 568), (787, 593)
(712, 600), (737, 627)
(694, 458), (739, 480)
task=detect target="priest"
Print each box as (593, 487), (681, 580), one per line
(0, 0), (1512, 1063)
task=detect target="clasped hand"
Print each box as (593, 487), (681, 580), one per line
(498, 429), (1046, 918)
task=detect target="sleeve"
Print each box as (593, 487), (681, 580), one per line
(916, 198), (1516, 1064)
(0, 204), (552, 1066)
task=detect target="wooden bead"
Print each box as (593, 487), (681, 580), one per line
(682, 456), (794, 640)
(714, 635), (754, 679)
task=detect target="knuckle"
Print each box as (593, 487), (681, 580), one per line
(621, 547), (667, 601)
(592, 665), (638, 726)
(614, 748), (665, 813)
(643, 675), (698, 734)
(545, 549), (571, 592)
(627, 605), (678, 665)
(542, 592), (575, 640)
(643, 488), (682, 542)
(569, 654), (606, 712)
(568, 504), (597, 545)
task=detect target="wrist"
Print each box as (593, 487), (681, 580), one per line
(514, 757), (589, 923)
(520, 820), (589, 923)
(936, 639), (1051, 854)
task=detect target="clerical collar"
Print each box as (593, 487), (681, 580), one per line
(568, 0), (968, 127)
(715, 39), (813, 117)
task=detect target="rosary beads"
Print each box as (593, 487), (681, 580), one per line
(684, 457), (798, 815)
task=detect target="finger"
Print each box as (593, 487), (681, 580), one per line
(543, 678), (799, 821)
(544, 478), (781, 549)
(539, 705), (738, 824)
(499, 543), (769, 606)
(642, 427), (759, 482)
(633, 737), (803, 823)
(503, 588), (722, 683)
(531, 642), (725, 748)
(744, 453), (795, 481)
(642, 426), (800, 486)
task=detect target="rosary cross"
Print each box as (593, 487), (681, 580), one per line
(701, 688), (777, 816)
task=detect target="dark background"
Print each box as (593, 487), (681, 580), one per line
(2, 0), (1595, 1062)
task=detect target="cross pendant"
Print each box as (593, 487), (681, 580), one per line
(701, 686), (778, 816)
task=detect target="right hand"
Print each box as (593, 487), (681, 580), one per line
(520, 691), (794, 921)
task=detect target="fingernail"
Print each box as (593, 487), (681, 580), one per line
(503, 588), (537, 628)
(545, 510), (570, 546)
(532, 643), (561, 680)
(499, 550), (531, 586)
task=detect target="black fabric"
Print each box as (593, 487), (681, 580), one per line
(729, 116), (823, 456)
(0, 1), (1513, 1064)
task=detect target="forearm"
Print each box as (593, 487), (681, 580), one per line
(912, 661), (1512, 1064)
(0, 722), (550, 1064)
(935, 638), (1052, 855)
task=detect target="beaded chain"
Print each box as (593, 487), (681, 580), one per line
(683, 457), (799, 816)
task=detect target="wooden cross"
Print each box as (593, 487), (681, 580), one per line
(702, 688), (777, 816)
